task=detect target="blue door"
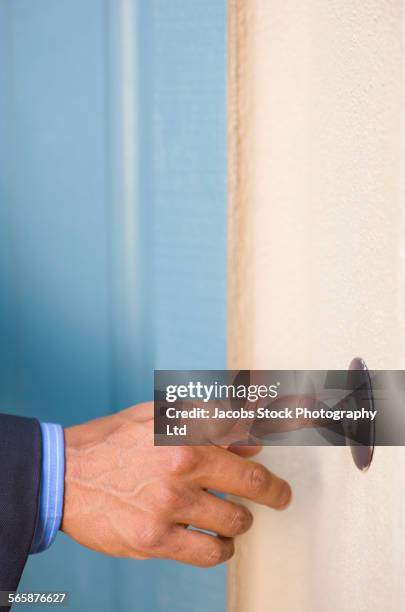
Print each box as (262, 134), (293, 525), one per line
(0, 1), (227, 609)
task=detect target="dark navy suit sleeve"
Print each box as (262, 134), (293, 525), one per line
(0, 414), (41, 608)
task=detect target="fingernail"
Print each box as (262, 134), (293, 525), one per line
(278, 482), (292, 510)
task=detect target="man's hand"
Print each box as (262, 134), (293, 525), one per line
(61, 403), (291, 567)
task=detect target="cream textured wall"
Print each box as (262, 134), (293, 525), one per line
(228, 1), (405, 610)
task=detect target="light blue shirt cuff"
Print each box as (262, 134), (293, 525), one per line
(30, 423), (65, 554)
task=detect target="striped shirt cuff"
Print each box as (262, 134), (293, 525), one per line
(30, 423), (65, 554)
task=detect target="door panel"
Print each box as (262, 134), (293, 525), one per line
(0, 1), (227, 610)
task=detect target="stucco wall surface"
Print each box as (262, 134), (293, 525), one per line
(228, 1), (405, 610)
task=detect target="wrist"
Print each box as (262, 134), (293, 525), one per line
(61, 420), (116, 550)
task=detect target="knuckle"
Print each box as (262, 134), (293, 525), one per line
(204, 543), (226, 567)
(228, 507), (252, 535)
(157, 485), (184, 511)
(201, 539), (235, 567)
(170, 447), (198, 475)
(248, 465), (271, 496)
(137, 521), (167, 551)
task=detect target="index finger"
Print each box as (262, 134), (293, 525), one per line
(197, 446), (291, 510)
